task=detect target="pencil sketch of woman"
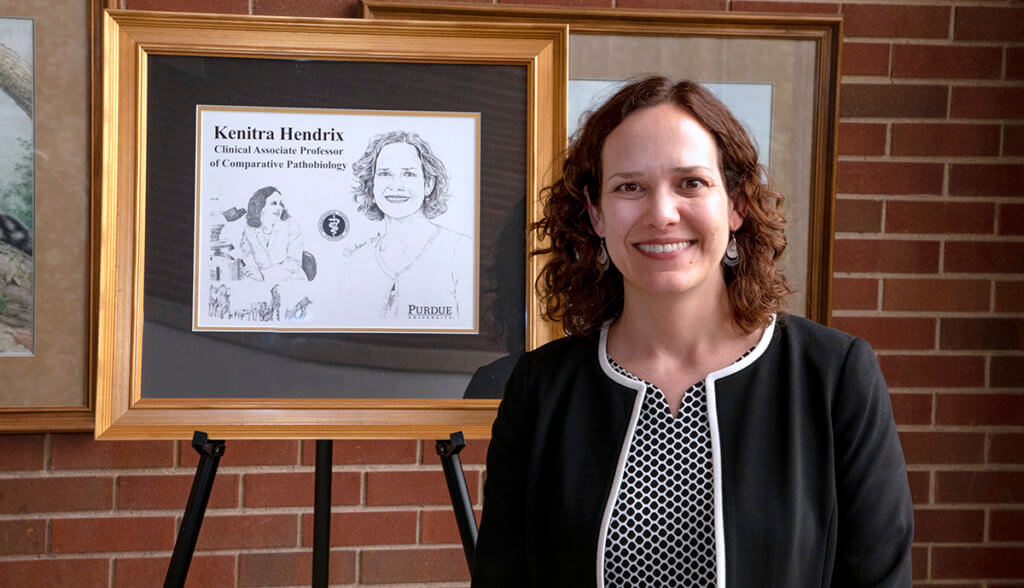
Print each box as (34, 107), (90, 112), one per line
(238, 186), (306, 283)
(342, 130), (473, 322)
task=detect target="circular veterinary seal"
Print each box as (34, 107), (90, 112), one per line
(318, 210), (350, 241)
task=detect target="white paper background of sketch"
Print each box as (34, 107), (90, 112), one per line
(194, 107), (479, 333)
(568, 80), (773, 169)
(0, 17), (34, 356)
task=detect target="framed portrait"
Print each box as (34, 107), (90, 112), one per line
(193, 106), (480, 334)
(365, 2), (842, 325)
(94, 10), (567, 439)
(0, 0), (108, 432)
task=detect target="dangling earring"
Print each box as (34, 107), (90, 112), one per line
(596, 237), (610, 272)
(723, 233), (741, 267)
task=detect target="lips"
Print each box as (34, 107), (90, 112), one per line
(634, 240), (695, 254)
(383, 194), (410, 203)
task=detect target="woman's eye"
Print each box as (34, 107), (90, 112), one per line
(616, 182), (643, 194)
(682, 178), (707, 190)
(376, 170), (391, 177)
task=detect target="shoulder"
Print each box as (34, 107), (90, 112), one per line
(749, 314), (882, 389)
(426, 225), (473, 263)
(499, 334), (612, 423)
(512, 335), (597, 384)
(524, 334), (593, 362)
(436, 224), (471, 247)
(774, 314), (861, 360)
(769, 314), (883, 393)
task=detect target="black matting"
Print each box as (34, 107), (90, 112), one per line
(141, 55), (527, 400)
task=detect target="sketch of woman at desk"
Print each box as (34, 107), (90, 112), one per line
(238, 186), (307, 283)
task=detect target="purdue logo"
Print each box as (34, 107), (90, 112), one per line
(408, 305), (454, 319)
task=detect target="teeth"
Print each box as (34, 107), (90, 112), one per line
(636, 241), (693, 253)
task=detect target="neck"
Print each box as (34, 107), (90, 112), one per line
(383, 211), (432, 232)
(609, 276), (739, 362)
(379, 213), (438, 252)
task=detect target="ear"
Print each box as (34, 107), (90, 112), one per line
(728, 195), (745, 232)
(424, 175), (436, 195)
(585, 186), (605, 237)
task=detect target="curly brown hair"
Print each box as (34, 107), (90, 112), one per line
(534, 77), (792, 337)
(351, 130), (451, 221)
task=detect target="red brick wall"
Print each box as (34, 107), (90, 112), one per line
(825, 1), (1024, 584)
(0, 436), (487, 585)
(2, 0), (1021, 585)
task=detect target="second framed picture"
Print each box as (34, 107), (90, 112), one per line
(94, 10), (567, 439)
(366, 2), (842, 325)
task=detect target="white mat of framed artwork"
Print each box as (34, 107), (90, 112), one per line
(192, 106), (480, 333)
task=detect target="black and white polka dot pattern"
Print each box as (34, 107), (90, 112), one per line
(602, 360), (717, 587)
(602, 348), (755, 588)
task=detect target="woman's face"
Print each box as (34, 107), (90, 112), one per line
(372, 142), (434, 219)
(588, 103), (742, 301)
(262, 192), (285, 222)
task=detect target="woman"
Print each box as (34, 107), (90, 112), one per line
(343, 130), (472, 321)
(472, 78), (913, 586)
(238, 186), (305, 283)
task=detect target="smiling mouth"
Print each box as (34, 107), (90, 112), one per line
(634, 241), (695, 254)
(384, 194), (410, 203)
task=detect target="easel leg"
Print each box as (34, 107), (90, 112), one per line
(165, 431), (225, 588)
(436, 432), (478, 572)
(312, 439), (333, 587)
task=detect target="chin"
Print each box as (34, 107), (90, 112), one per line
(625, 267), (726, 298)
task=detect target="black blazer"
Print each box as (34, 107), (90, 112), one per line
(472, 315), (913, 587)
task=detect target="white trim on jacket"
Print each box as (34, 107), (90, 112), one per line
(593, 315), (777, 588)
(594, 325), (647, 588)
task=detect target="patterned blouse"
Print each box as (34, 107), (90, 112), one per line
(603, 349), (755, 587)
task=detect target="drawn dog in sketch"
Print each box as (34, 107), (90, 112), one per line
(254, 285), (282, 321)
(208, 284), (231, 318)
(269, 284), (281, 321)
(285, 296), (313, 320)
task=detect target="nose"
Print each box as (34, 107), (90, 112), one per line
(642, 183), (680, 229)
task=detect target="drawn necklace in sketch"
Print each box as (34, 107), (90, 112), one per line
(375, 224), (443, 316)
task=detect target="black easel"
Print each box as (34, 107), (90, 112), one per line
(436, 432), (479, 572)
(312, 440), (332, 587)
(164, 433), (334, 587)
(164, 432), (225, 588)
(165, 432), (476, 585)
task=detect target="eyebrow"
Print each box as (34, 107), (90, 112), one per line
(605, 166), (715, 181)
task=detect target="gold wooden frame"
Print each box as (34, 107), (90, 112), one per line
(94, 10), (567, 440)
(0, 0), (111, 432)
(365, 2), (841, 325)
